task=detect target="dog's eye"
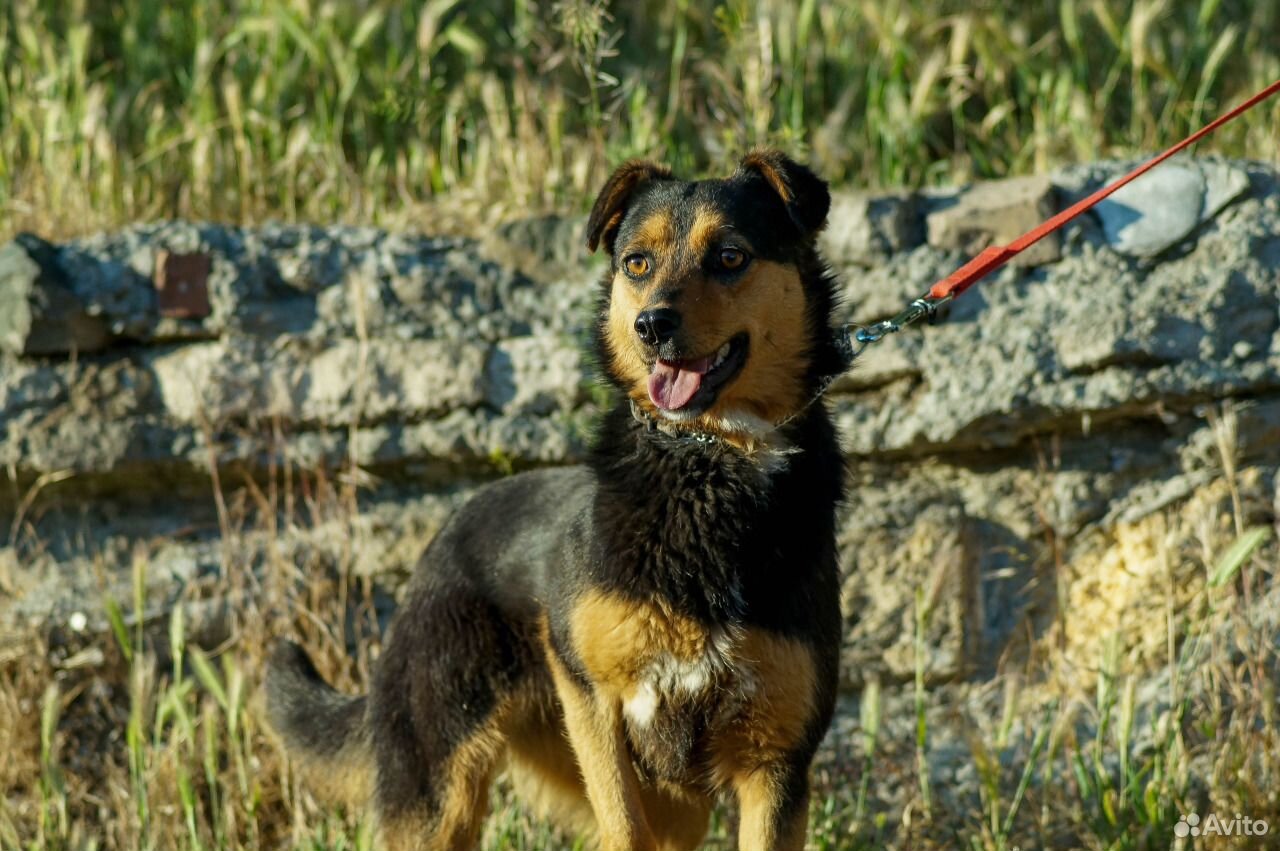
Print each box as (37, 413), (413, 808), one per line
(623, 254), (650, 277)
(718, 248), (748, 271)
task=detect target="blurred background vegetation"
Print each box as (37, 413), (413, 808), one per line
(1, 0), (1278, 239)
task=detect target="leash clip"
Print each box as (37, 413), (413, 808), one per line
(842, 292), (952, 361)
(855, 293), (951, 345)
(811, 291), (953, 421)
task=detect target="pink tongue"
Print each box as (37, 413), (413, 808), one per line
(648, 355), (713, 410)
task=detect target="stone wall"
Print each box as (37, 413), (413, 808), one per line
(3, 156), (1278, 685)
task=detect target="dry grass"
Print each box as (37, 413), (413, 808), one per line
(1, 400), (1277, 849)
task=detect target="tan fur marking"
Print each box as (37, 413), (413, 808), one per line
(639, 784), (713, 851)
(502, 691), (597, 835)
(734, 767), (808, 851)
(504, 681), (713, 851)
(741, 150), (795, 204)
(710, 631), (816, 851)
(527, 608), (715, 850)
(739, 629), (818, 753)
(685, 206), (727, 259)
(381, 810), (433, 851)
(603, 208), (679, 398)
(290, 738), (373, 808)
(606, 271), (654, 393)
(628, 208), (676, 254)
(706, 259), (809, 430)
(710, 629), (816, 780)
(601, 210), (625, 246)
(569, 590), (710, 695)
(439, 726), (504, 848)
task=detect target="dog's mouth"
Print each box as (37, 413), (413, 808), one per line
(647, 333), (749, 413)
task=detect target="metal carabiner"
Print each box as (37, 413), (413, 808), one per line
(840, 292), (952, 362)
(856, 294), (951, 344)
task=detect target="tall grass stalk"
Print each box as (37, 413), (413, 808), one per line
(2, 0), (1277, 240)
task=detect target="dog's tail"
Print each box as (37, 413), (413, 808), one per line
(264, 640), (373, 807)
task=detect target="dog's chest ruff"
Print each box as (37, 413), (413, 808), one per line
(621, 626), (749, 728)
(622, 623), (761, 783)
(569, 590), (767, 781)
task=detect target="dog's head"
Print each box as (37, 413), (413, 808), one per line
(588, 150), (840, 443)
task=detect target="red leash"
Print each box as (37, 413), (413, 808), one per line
(849, 77), (1280, 352)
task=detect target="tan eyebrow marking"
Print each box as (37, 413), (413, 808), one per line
(686, 206), (728, 259)
(627, 208), (676, 254)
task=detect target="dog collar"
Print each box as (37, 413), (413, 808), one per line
(629, 399), (727, 445)
(626, 399), (802, 474)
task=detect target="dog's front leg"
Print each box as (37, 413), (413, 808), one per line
(549, 653), (656, 851)
(733, 762), (810, 851)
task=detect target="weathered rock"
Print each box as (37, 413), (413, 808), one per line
(1, 156), (1278, 697)
(836, 171), (1280, 459)
(0, 234), (109, 355)
(821, 191), (922, 267)
(925, 175), (1060, 267)
(839, 502), (982, 686)
(1199, 159), (1252, 219)
(488, 213), (591, 279)
(1084, 158), (1250, 257)
(1095, 162), (1205, 257)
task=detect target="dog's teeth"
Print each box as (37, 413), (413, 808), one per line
(714, 343), (730, 367)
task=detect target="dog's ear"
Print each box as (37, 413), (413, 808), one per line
(585, 160), (673, 254)
(738, 149), (830, 237)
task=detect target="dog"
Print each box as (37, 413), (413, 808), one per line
(266, 149), (848, 851)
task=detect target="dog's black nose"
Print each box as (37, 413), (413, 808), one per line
(634, 309), (681, 347)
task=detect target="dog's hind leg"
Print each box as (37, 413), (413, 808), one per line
(368, 587), (530, 851)
(639, 784), (712, 851)
(731, 763), (810, 851)
(504, 689), (712, 851)
(377, 721), (506, 851)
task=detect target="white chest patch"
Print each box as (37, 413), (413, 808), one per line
(623, 628), (750, 728)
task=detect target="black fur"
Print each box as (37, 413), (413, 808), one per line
(568, 404), (844, 781)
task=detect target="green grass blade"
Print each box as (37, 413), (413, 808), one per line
(1208, 526), (1269, 588)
